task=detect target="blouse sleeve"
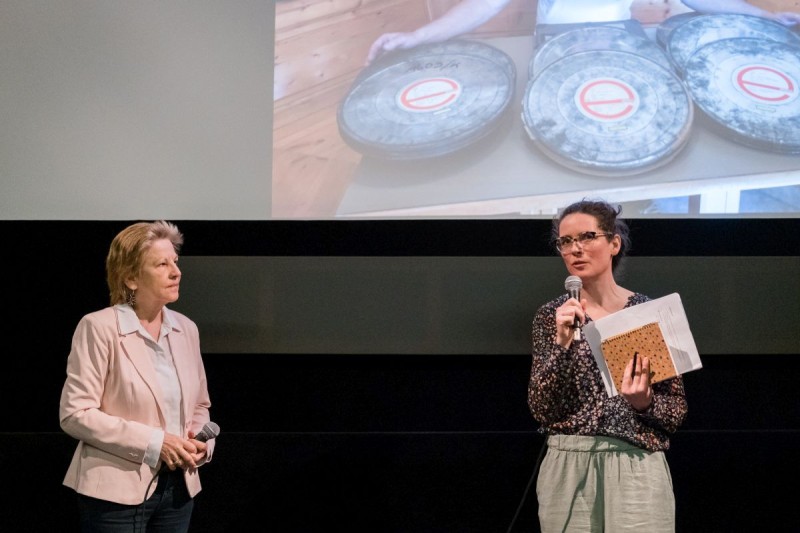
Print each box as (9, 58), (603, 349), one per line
(527, 303), (576, 425)
(636, 375), (688, 433)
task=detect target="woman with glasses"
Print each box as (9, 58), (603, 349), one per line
(527, 199), (688, 532)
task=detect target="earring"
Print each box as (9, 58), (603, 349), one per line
(126, 289), (136, 307)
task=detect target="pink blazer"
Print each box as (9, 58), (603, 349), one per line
(60, 306), (214, 505)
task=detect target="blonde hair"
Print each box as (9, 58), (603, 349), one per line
(106, 220), (183, 305)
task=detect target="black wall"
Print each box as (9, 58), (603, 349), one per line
(4, 219), (800, 532)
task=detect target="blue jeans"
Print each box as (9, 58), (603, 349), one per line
(77, 469), (194, 533)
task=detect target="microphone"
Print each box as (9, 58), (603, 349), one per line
(564, 276), (582, 340)
(158, 421), (220, 475)
(195, 421), (220, 442)
(146, 420), (222, 517)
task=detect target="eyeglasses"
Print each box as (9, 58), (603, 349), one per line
(553, 231), (614, 253)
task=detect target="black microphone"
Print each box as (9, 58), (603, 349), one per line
(564, 276), (582, 340)
(195, 421), (220, 442)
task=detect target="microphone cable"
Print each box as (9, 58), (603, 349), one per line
(136, 465), (164, 533)
(132, 423), (218, 532)
(505, 438), (547, 533)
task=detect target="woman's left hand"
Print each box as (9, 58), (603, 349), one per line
(620, 355), (653, 411)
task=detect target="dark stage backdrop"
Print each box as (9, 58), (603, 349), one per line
(7, 219), (799, 359)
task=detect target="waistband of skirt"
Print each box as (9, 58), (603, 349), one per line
(546, 434), (642, 453)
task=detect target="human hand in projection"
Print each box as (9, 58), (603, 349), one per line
(770, 11), (800, 26)
(681, 0), (800, 26)
(365, 0), (511, 65)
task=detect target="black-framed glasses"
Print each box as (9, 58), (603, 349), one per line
(553, 231), (614, 253)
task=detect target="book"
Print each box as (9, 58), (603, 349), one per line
(600, 321), (678, 394)
(583, 293), (703, 397)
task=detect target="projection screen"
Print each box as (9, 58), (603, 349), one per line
(3, 0), (800, 220)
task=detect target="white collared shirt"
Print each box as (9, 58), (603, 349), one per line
(116, 304), (184, 468)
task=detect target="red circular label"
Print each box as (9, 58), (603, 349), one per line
(398, 78), (461, 112)
(575, 78), (639, 121)
(734, 64), (797, 104)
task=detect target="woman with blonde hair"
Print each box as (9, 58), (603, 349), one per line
(60, 220), (215, 532)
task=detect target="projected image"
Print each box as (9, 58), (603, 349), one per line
(273, 0), (800, 219)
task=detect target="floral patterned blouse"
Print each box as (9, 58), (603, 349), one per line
(528, 292), (688, 452)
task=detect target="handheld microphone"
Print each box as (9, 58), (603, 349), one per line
(195, 421), (220, 442)
(157, 421), (220, 475)
(564, 276), (583, 341)
(145, 420), (222, 522)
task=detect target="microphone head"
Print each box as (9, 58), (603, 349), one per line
(564, 275), (582, 292)
(196, 421), (220, 442)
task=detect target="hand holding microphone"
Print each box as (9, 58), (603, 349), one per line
(187, 421), (220, 467)
(564, 276), (583, 341)
(161, 421), (220, 472)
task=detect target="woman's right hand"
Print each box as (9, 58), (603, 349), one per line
(554, 297), (585, 348)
